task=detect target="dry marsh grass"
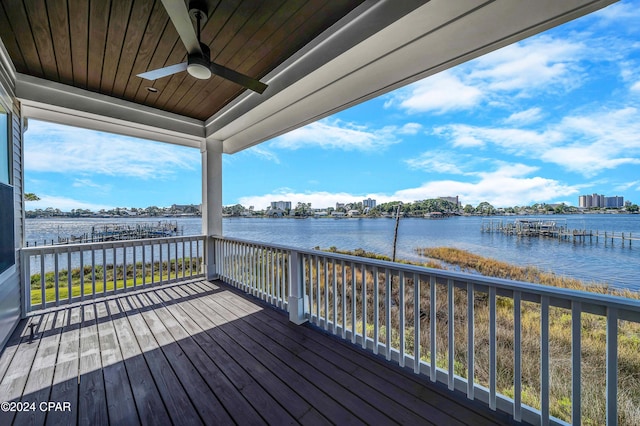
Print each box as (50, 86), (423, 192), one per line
(314, 247), (640, 425)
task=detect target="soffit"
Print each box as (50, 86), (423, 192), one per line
(0, 0), (364, 121)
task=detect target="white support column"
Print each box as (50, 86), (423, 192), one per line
(201, 138), (222, 280)
(288, 250), (308, 324)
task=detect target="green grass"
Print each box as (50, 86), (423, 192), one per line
(29, 258), (201, 305)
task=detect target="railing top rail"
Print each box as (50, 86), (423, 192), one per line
(21, 234), (207, 254)
(213, 235), (640, 315)
(212, 235), (297, 252)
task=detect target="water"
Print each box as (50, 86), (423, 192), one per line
(25, 215), (640, 291)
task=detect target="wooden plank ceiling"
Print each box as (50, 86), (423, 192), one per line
(0, 0), (364, 121)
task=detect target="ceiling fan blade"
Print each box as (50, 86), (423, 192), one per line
(210, 62), (268, 94)
(137, 62), (188, 80)
(161, 0), (202, 55)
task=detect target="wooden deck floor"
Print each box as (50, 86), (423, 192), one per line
(0, 280), (518, 425)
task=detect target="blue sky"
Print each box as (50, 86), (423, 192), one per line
(25, 1), (640, 211)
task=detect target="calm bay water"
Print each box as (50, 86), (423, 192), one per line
(25, 214), (640, 291)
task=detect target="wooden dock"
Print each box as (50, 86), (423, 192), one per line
(481, 218), (638, 247)
(26, 221), (182, 247)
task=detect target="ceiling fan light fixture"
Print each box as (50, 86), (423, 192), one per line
(187, 49), (211, 79)
(187, 62), (211, 79)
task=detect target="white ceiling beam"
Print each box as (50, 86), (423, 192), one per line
(16, 74), (204, 148)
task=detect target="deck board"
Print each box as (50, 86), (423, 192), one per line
(95, 301), (139, 425)
(146, 288), (277, 425)
(121, 295), (203, 426)
(14, 312), (62, 426)
(105, 298), (169, 426)
(0, 279), (519, 425)
(46, 307), (80, 426)
(161, 285), (334, 424)
(174, 284), (403, 425)
(0, 313), (46, 425)
(133, 291), (234, 425)
(152, 287), (303, 425)
(77, 304), (108, 425)
(169, 294), (299, 424)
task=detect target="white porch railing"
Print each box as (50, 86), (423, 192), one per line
(213, 236), (640, 426)
(213, 236), (290, 312)
(20, 235), (206, 313)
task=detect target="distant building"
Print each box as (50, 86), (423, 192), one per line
(439, 196), (460, 207)
(363, 198), (376, 209)
(578, 194), (623, 208)
(336, 202), (345, 210)
(270, 201), (291, 211)
(171, 204), (201, 214)
(579, 195), (589, 208)
(606, 196), (624, 208)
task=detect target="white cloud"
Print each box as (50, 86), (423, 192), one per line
(385, 33), (596, 116)
(27, 195), (113, 211)
(25, 120), (199, 179)
(236, 162), (579, 210)
(398, 123), (423, 135)
(590, 1), (640, 28)
(631, 81), (640, 92)
(385, 71), (483, 114)
(469, 36), (587, 94)
(72, 179), (112, 192)
(546, 107), (640, 175)
(504, 108), (544, 125)
(245, 145), (280, 163)
(615, 180), (640, 192)
(541, 145), (640, 177)
(434, 106), (640, 177)
(395, 163), (578, 207)
(435, 124), (561, 152)
(270, 118), (404, 151)
(405, 151), (477, 175)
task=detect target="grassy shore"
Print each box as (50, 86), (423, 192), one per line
(416, 246), (639, 299)
(29, 258), (201, 305)
(323, 246), (639, 425)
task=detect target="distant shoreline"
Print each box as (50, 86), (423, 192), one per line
(25, 210), (639, 220)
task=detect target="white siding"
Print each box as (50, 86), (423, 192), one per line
(12, 99), (22, 252)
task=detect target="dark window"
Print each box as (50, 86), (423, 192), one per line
(0, 106), (13, 274)
(0, 183), (13, 274)
(0, 108), (7, 184)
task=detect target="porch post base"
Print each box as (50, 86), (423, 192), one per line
(288, 295), (308, 325)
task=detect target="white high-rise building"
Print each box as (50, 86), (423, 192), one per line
(270, 201), (291, 210)
(363, 198), (376, 209)
(579, 194), (623, 208)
